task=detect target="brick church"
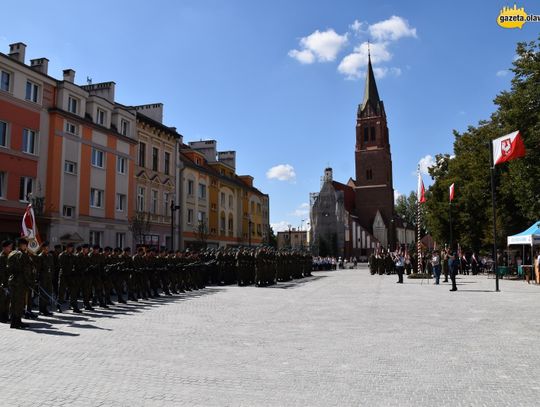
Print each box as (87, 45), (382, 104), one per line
(310, 54), (411, 258)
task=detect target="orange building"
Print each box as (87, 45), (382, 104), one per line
(0, 43), (56, 240)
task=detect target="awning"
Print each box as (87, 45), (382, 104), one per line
(507, 221), (540, 245)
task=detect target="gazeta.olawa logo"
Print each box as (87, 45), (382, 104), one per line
(497, 4), (540, 29)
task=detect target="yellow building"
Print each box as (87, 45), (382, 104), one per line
(179, 140), (269, 249)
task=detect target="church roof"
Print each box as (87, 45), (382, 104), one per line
(361, 53), (381, 112)
(331, 180), (355, 213)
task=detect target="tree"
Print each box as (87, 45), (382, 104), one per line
(424, 36), (540, 252)
(395, 191), (418, 228)
(194, 218), (210, 249)
(129, 211), (151, 246)
(267, 226), (277, 248)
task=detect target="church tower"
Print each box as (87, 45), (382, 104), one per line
(354, 53), (395, 247)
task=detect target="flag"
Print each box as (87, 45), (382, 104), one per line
(21, 204), (41, 254)
(417, 173), (426, 203)
(492, 130), (526, 166)
(449, 183), (455, 202)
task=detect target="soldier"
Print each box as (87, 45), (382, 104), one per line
(102, 246), (116, 305)
(0, 240), (13, 323)
(369, 251), (376, 275)
(7, 238), (35, 328)
(110, 247), (127, 303)
(132, 247), (148, 299)
(58, 243), (80, 313)
(120, 247), (137, 301)
(75, 244), (94, 311)
(442, 247), (449, 283)
(51, 244), (62, 298)
(158, 248), (171, 296)
(89, 245), (108, 308)
(36, 241), (55, 316)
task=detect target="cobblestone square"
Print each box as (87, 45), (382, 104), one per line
(2, 266), (540, 406)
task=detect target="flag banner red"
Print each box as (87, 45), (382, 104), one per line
(417, 174), (426, 203)
(492, 130), (526, 165)
(449, 183), (455, 202)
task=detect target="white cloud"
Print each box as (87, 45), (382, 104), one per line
(338, 41), (392, 79)
(266, 164), (296, 182)
(496, 69), (508, 77)
(288, 49), (315, 64)
(290, 202), (310, 217)
(368, 16), (417, 41)
(394, 190), (402, 202)
(350, 19), (366, 33)
(289, 29), (348, 63)
(418, 155), (436, 175)
(271, 221), (291, 232)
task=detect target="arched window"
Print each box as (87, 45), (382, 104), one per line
(366, 169), (373, 180)
(370, 126), (376, 141)
(363, 127), (369, 142)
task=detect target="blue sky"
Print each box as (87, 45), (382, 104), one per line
(2, 0), (537, 231)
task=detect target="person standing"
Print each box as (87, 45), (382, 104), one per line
(431, 250), (441, 285)
(58, 243), (81, 313)
(395, 250), (405, 284)
(441, 248), (449, 283)
(7, 238), (34, 329)
(36, 241), (54, 316)
(449, 251), (459, 292)
(0, 240), (13, 323)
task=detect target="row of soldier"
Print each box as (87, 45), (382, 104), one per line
(0, 238), (313, 329)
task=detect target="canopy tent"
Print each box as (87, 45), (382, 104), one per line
(507, 221), (540, 246)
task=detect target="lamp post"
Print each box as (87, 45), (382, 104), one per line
(248, 216), (252, 247)
(288, 224), (292, 249)
(170, 200), (181, 251)
(403, 220), (408, 250)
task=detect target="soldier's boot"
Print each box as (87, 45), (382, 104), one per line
(99, 297), (109, 308)
(91, 297), (99, 306)
(71, 301), (82, 313)
(117, 294), (127, 304)
(10, 317), (29, 329)
(83, 302), (95, 311)
(0, 312), (9, 323)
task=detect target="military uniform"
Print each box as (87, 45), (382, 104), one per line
(0, 242), (12, 322)
(8, 243), (35, 328)
(36, 248), (54, 315)
(58, 247), (80, 312)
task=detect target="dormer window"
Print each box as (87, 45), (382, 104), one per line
(97, 108), (106, 126)
(120, 119), (129, 136)
(68, 96), (78, 114)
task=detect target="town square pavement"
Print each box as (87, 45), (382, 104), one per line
(1, 266), (539, 406)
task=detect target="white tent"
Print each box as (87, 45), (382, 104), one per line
(507, 221), (540, 246)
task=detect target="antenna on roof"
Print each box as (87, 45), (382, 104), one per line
(87, 76), (92, 85)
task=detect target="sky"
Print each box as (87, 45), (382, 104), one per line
(1, 0), (538, 231)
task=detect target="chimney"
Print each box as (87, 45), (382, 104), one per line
(30, 58), (49, 75)
(8, 42), (27, 63)
(63, 69), (75, 83)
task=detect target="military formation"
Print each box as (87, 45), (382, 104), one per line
(0, 238), (313, 329)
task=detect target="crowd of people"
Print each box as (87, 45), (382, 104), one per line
(0, 238), (313, 329)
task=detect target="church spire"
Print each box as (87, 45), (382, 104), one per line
(361, 51), (381, 112)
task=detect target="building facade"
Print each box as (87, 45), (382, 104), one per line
(0, 43), (55, 240)
(133, 104), (181, 250)
(277, 229), (308, 250)
(179, 140), (269, 249)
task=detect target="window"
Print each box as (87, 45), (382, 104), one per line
(197, 211), (206, 222)
(63, 205), (75, 218)
(0, 121), (7, 147)
(116, 233), (126, 249)
(65, 121), (78, 135)
(228, 217), (233, 232)
(90, 188), (104, 208)
(198, 183), (206, 200)
(229, 195), (233, 209)
(164, 151), (170, 175)
(25, 81), (39, 103)
(221, 192), (225, 206)
(152, 147), (158, 171)
(137, 187), (145, 211)
(370, 126), (376, 141)
(116, 193), (126, 212)
(97, 108), (106, 126)
(220, 216), (226, 234)
(120, 119), (129, 136)
(91, 148), (105, 168)
(1, 71), (10, 92)
(151, 189), (158, 214)
(117, 156), (126, 174)
(363, 127), (369, 142)
(0, 172), (5, 198)
(68, 96), (78, 114)
(257, 203), (261, 214)
(19, 177), (33, 201)
(64, 160), (77, 174)
(187, 208), (194, 224)
(187, 180), (194, 196)
(22, 129), (37, 154)
(138, 142), (146, 167)
(163, 192), (170, 216)
(89, 231), (103, 247)
(366, 169), (373, 180)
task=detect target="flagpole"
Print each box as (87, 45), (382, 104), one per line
(449, 201), (452, 250)
(489, 141), (500, 292)
(417, 167), (422, 274)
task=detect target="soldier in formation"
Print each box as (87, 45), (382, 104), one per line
(0, 240), (315, 329)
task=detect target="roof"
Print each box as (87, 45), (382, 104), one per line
(361, 54), (381, 113)
(136, 112), (182, 139)
(331, 180), (355, 213)
(507, 221), (540, 245)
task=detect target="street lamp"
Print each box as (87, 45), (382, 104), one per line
(170, 200), (181, 251)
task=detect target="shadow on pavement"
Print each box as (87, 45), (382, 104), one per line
(270, 276), (327, 289)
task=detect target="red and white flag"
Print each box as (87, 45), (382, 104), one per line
(449, 183), (455, 202)
(21, 204), (41, 253)
(492, 130), (526, 166)
(417, 173), (426, 203)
